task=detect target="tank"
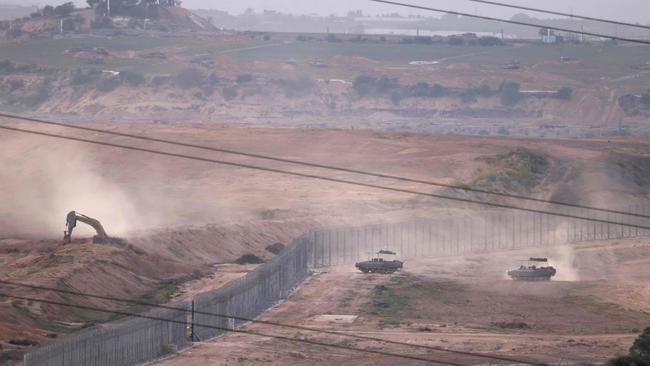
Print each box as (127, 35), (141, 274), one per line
(508, 257), (557, 281)
(355, 250), (403, 274)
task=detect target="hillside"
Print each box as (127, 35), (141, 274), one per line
(0, 34), (649, 137)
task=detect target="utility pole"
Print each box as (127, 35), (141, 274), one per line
(107, 0), (111, 17)
(60, 19), (63, 33)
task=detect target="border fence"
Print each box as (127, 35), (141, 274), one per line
(24, 204), (650, 366)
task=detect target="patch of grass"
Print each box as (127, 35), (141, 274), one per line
(566, 289), (650, 322)
(9, 339), (39, 347)
(473, 148), (549, 193)
(371, 274), (466, 327)
(373, 284), (409, 327)
(139, 284), (178, 305)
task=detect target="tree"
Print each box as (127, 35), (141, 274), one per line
(629, 327), (650, 362)
(608, 327), (650, 366)
(175, 68), (203, 89)
(556, 87), (573, 100)
(54, 2), (75, 17)
(539, 27), (555, 37)
(499, 81), (521, 106)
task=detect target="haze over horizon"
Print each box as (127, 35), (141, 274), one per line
(1, 0), (650, 24)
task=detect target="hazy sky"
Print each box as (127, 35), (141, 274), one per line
(4, 0), (650, 24)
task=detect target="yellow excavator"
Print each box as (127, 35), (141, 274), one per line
(63, 211), (110, 243)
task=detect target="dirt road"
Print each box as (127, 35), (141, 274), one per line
(155, 239), (650, 365)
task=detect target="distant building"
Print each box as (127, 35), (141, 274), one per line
(542, 34), (557, 44)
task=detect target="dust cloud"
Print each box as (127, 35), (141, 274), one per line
(0, 134), (149, 238)
(548, 245), (580, 281)
(0, 128), (289, 240)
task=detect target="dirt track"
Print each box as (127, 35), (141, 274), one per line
(155, 239), (650, 365)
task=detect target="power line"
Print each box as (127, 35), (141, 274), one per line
(0, 292), (462, 366)
(1, 112), (648, 219)
(370, 0), (650, 45)
(463, 0), (650, 31)
(0, 279), (546, 365)
(2, 124), (649, 230)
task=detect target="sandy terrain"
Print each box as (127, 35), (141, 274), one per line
(155, 238), (650, 365)
(2, 123), (650, 362)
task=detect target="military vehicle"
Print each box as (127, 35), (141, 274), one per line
(355, 250), (403, 274)
(507, 257), (556, 281)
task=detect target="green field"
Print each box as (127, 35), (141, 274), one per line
(1, 35), (649, 83)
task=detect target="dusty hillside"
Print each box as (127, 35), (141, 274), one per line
(2, 35), (649, 137)
(2, 123), (650, 362)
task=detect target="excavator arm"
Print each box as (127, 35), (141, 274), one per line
(64, 211), (108, 242)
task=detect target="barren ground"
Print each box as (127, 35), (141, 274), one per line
(2, 123), (650, 362)
(155, 239), (650, 366)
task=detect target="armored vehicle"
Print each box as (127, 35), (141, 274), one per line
(508, 257), (556, 281)
(355, 250), (403, 274)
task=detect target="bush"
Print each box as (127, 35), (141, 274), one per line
(556, 87), (573, 100)
(375, 77), (399, 94)
(222, 86), (238, 101)
(236, 73), (254, 84)
(175, 68), (203, 89)
(8, 79), (24, 92)
(478, 36), (504, 46)
(91, 16), (114, 29)
(0, 60), (15, 74)
(499, 81), (521, 106)
(641, 90), (650, 108)
(461, 84), (493, 102)
(276, 76), (316, 98)
(448, 36), (465, 46)
(326, 34), (341, 43)
(21, 85), (50, 108)
(353, 75), (376, 97)
(96, 77), (121, 92)
(234, 253), (264, 265)
(606, 328), (650, 366)
(120, 71), (145, 86)
(407, 82), (448, 98)
(54, 2), (75, 17)
(630, 327), (650, 362)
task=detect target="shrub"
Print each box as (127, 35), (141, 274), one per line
(326, 34), (341, 43)
(96, 77), (121, 92)
(448, 36), (465, 46)
(630, 327), (650, 363)
(607, 328), (650, 365)
(499, 81), (521, 106)
(222, 86), (238, 101)
(175, 68), (203, 89)
(353, 75), (377, 97)
(276, 76), (316, 98)
(21, 85), (50, 108)
(120, 71), (145, 86)
(461, 84), (493, 102)
(375, 77), (399, 94)
(91, 16), (114, 29)
(236, 73), (254, 84)
(556, 87), (573, 100)
(54, 2), (75, 17)
(8, 79), (24, 92)
(478, 36), (504, 46)
(0, 60), (15, 74)
(407, 82), (448, 98)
